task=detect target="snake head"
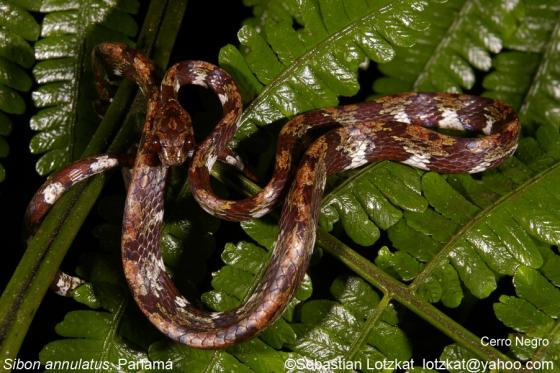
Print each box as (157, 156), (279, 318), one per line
(155, 100), (195, 167)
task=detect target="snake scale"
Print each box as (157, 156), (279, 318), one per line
(26, 42), (520, 349)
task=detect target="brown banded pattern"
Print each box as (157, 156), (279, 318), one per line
(25, 42), (521, 348)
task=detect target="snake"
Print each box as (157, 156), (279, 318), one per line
(26, 42), (521, 349)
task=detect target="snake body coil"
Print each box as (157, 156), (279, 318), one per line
(26, 43), (520, 349)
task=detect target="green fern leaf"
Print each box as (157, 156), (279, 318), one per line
(495, 310), (559, 365)
(441, 344), (485, 372)
(493, 266), (560, 365)
(504, 0), (560, 52)
(517, 24), (560, 132)
(482, 51), (540, 110)
(0, 0), (38, 182)
(29, 0), (139, 176)
(149, 341), (257, 373)
(291, 276), (411, 365)
(373, 0), (522, 94)
(39, 277), (156, 372)
(219, 0), (436, 143)
(446, 22), (560, 366)
(320, 162), (425, 246)
(454, 2), (560, 134)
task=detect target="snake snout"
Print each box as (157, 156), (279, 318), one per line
(158, 132), (194, 166)
(156, 100), (195, 167)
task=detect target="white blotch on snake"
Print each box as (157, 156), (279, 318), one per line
(90, 155), (118, 173)
(142, 255), (164, 296)
(483, 114), (495, 135)
(43, 182), (66, 204)
(469, 148), (508, 173)
(468, 161), (492, 173)
(175, 296), (188, 308)
(402, 146), (431, 170)
(438, 109), (464, 131)
(394, 111), (411, 124)
(209, 312), (223, 320)
(192, 71), (207, 87)
(206, 153), (218, 170)
(343, 128), (371, 170)
(151, 210), (164, 227)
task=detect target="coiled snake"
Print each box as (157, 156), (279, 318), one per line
(26, 43), (520, 349)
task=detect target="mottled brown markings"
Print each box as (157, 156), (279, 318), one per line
(144, 85), (519, 347)
(25, 42), (520, 349)
(25, 154), (131, 235)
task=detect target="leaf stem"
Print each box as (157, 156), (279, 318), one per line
(345, 294), (390, 361)
(0, 0), (187, 363)
(315, 229), (512, 363)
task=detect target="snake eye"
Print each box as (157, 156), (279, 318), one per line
(183, 134), (195, 159)
(150, 137), (161, 154)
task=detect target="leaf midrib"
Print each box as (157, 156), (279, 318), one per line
(321, 161), (387, 207)
(518, 18), (560, 121)
(236, 0), (409, 131)
(413, 0), (473, 90)
(100, 298), (127, 372)
(410, 160), (560, 291)
(531, 318), (560, 363)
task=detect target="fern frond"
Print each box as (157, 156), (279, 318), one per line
(149, 340), (257, 373)
(485, 36), (560, 354)
(317, 144), (560, 303)
(219, 0), (436, 143)
(38, 265), (156, 371)
(482, 51), (540, 110)
(504, 0), (560, 52)
(517, 22), (560, 133)
(494, 266), (560, 365)
(373, 0), (522, 94)
(29, 0), (139, 176)
(290, 276), (411, 365)
(320, 162), (425, 246)
(0, 0), (38, 182)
